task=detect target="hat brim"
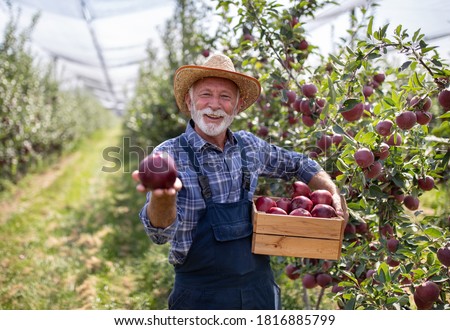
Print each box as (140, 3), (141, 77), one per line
(174, 65), (261, 116)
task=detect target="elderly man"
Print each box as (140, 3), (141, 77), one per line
(132, 54), (346, 310)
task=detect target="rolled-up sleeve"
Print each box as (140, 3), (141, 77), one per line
(138, 192), (178, 245)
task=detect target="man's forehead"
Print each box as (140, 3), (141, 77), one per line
(192, 77), (238, 90)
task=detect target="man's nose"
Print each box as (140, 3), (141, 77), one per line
(208, 96), (221, 110)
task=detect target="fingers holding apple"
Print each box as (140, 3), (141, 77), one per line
(331, 193), (348, 222)
(132, 170), (182, 196)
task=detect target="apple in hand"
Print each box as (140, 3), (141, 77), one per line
(138, 152), (178, 190)
(310, 189), (333, 205)
(311, 204), (337, 218)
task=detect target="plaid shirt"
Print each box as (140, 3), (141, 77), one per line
(139, 121), (322, 265)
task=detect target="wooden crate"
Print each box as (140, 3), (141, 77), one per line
(251, 199), (345, 260)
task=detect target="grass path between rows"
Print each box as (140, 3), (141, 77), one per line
(0, 126), (172, 309)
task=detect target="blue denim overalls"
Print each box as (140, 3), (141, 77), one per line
(168, 134), (280, 309)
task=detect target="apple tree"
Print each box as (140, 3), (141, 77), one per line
(214, 0), (450, 309)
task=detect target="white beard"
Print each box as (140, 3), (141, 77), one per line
(190, 105), (236, 137)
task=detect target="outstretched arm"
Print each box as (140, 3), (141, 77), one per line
(132, 170), (182, 229)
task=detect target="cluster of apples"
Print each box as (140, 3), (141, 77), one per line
(254, 181), (338, 218)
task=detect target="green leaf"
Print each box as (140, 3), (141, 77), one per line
(340, 99), (360, 111)
(378, 262), (391, 284)
(398, 60), (412, 72)
(329, 54), (345, 66)
(438, 112), (450, 119)
(367, 16), (374, 38)
(424, 227), (441, 238)
(395, 24), (402, 36)
(327, 76), (336, 104)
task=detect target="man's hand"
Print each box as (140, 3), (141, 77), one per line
(131, 170), (182, 197)
(332, 193), (349, 222)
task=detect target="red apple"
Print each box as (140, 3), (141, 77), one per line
(363, 85), (374, 98)
(310, 189), (333, 205)
(373, 73), (385, 83)
(374, 142), (390, 160)
(138, 152), (178, 190)
(302, 273), (317, 289)
(298, 39), (309, 50)
(341, 102), (364, 122)
(355, 221), (368, 234)
(415, 281), (440, 304)
(201, 49), (210, 57)
(302, 83), (318, 98)
(300, 98), (314, 115)
(417, 175), (434, 191)
(438, 89), (450, 108)
(375, 120), (394, 136)
(396, 111), (417, 130)
(437, 246), (450, 267)
(380, 223), (394, 238)
(292, 181), (311, 198)
(267, 206), (288, 215)
(285, 264), (300, 280)
(311, 204), (337, 218)
(276, 197), (292, 213)
(316, 98), (326, 108)
(285, 90), (297, 104)
(316, 134), (332, 152)
(255, 196), (277, 212)
(354, 148), (375, 168)
(331, 134), (343, 146)
(316, 273), (333, 287)
(385, 133), (402, 146)
(291, 195), (313, 212)
(289, 208), (312, 217)
(387, 238), (399, 253)
(403, 195), (419, 211)
(331, 284), (344, 293)
(410, 96), (432, 111)
(257, 125), (269, 137)
(364, 161), (383, 179)
(414, 291), (434, 310)
(301, 114), (315, 127)
(344, 223), (356, 235)
(415, 111), (432, 125)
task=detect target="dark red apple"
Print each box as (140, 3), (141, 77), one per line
(363, 85), (374, 98)
(354, 148), (375, 168)
(387, 238), (399, 253)
(300, 98), (314, 115)
(415, 281), (440, 304)
(331, 284), (344, 293)
(310, 189), (333, 205)
(332, 134), (343, 146)
(316, 273), (333, 287)
(403, 195), (419, 211)
(410, 96), (432, 111)
(418, 175), (434, 191)
(201, 49), (210, 57)
(373, 73), (385, 83)
(301, 114), (315, 127)
(316, 134), (332, 152)
(375, 120), (394, 136)
(438, 89), (450, 108)
(302, 273), (317, 289)
(380, 223), (394, 238)
(292, 181), (311, 198)
(344, 223), (356, 235)
(374, 142), (390, 160)
(267, 207), (288, 215)
(302, 83), (318, 98)
(355, 221), (368, 234)
(415, 111), (432, 125)
(386, 256), (400, 267)
(385, 133), (402, 146)
(414, 291), (434, 310)
(289, 208), (312, 217)
(437, 246), (450, 267)
(276, 197), (292, 213)
(364, 161), (383, 179)
(285, 264), (300, 280)
(316, 98), (326, 108)
(255, 196), (277, 212)
(291, 195), (313, 212)
(311, 204), (337, 218)
(138, 152), (177, 190)
(257, 125), (269, 137)
(341, 102), (364, 122)
(298, 39), (309, 50)
(285, 90), (297, 104)
(396, 111), (417, 130)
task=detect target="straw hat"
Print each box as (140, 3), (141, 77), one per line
(174, 54), (261, 116)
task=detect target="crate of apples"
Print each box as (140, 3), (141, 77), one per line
(252, 181), (345, 260)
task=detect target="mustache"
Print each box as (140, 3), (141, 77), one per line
(198, 107), (228, 117)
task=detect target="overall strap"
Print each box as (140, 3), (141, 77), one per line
(234, 134), (251, 196)
(178, 134), (212, 201)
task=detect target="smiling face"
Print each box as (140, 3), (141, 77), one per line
(185, 77), (242, 147)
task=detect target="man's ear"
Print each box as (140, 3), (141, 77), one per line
(185, 92), (191, 112)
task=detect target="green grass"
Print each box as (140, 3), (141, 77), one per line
(0, 126), (173, 309)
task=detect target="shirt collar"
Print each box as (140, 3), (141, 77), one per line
(184, 119), (237, 152)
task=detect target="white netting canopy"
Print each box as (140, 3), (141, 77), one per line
(1, 0), (449, 113)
